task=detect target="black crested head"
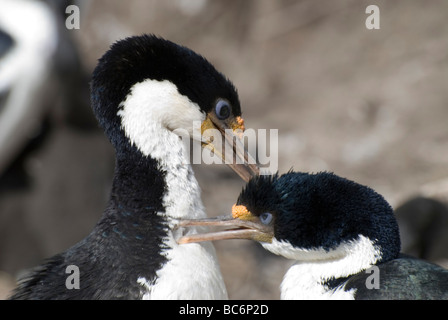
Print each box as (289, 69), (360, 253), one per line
(237, 171), (401, 262)
(90, 34), (240, 148)
(237, 172), (280, 212)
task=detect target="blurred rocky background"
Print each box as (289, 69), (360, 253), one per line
(0, 0), (447, 299)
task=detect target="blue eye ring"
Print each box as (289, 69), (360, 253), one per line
(259, 212), (273, 225)
(215, 99), (231, 120)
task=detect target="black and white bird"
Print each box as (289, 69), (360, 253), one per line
(0, 0), (93, 185)
(178, 171), (448, 299)
(0, 0), (58, 176)
(9, 34), (258, 299)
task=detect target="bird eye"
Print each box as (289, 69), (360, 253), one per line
(215, 100), (231, 120)
(260, 212), (273, 225)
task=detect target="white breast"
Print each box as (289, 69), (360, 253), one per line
(139, 233), (227, 299)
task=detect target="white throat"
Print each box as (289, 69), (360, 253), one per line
(117, 79), (227, 299)
(118, 78), (206, 220)
(263, 235), (381, 300)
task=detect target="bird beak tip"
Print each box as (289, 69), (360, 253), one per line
(175, 215), (273, 245)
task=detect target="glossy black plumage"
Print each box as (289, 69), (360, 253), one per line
(10, 138), (169, 300)
(343, 254), (448, 299)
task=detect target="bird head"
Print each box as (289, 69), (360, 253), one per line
(177, 171), (401, 264)
(90, 34), (258, 181)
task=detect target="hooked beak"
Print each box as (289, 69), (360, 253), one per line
(200, 113), (259, 182)
(176, 204), (274, 244)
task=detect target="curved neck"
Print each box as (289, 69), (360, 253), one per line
(279, 235), (382, 299)
(111, 146), (166, 213)
(111, 129), (205, 220)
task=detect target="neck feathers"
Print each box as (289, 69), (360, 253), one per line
(278, 235), (382, 300)
(112, 128), (205, 221)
